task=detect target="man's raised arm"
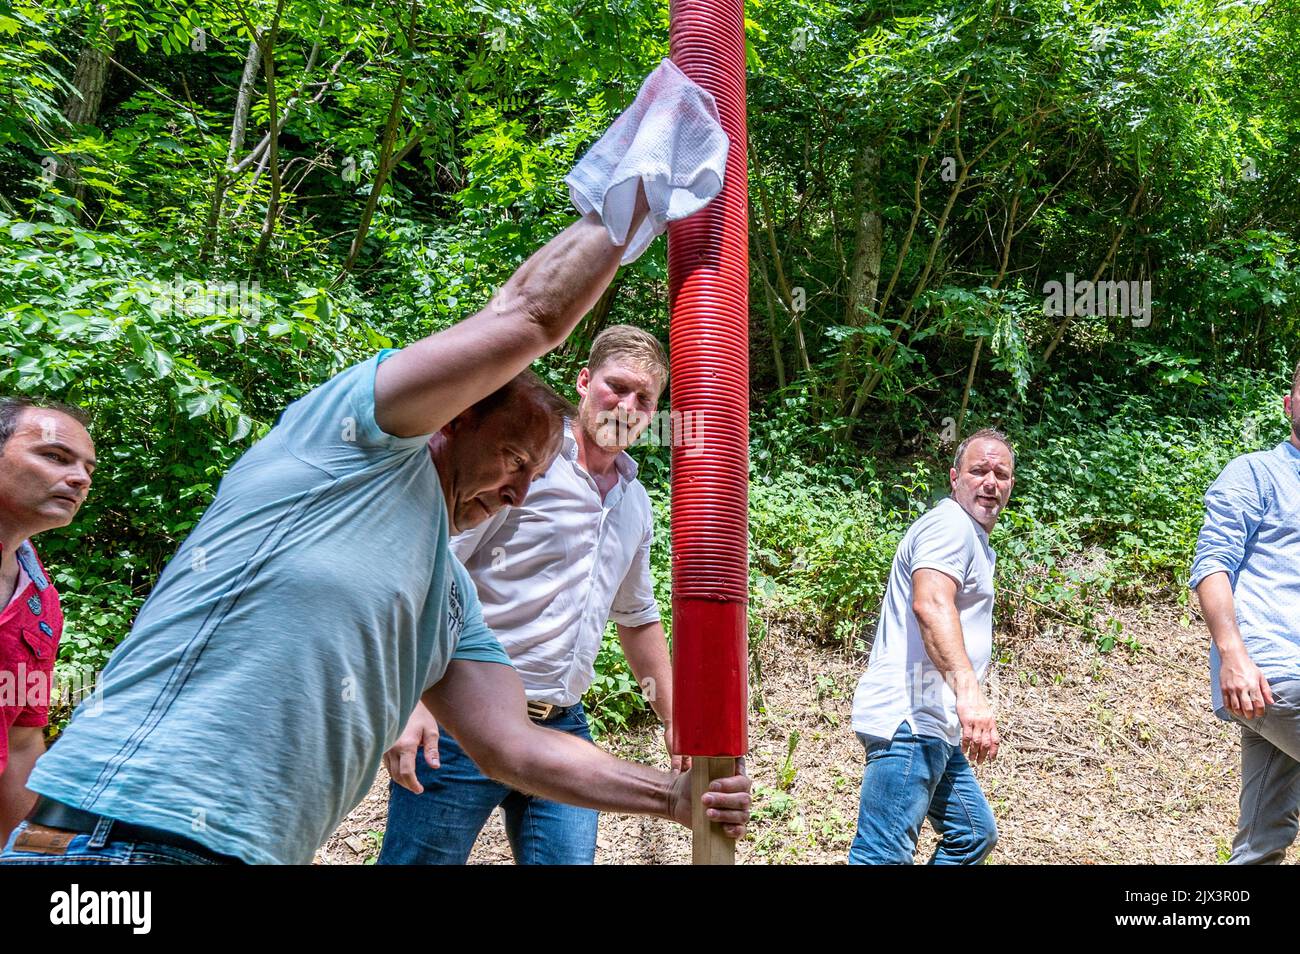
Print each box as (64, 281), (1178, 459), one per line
(374, 195), (648, 439)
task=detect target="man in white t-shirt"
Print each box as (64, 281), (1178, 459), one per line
(848, 428), (1015, 864)
(378, 325), (682, 865)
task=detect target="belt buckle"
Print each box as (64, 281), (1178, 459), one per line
(527, 700), (556, 722)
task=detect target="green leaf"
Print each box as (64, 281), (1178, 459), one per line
(184, 392), (219, 418)
(227, 414), (253, 443)
(150, 348), (174, 379)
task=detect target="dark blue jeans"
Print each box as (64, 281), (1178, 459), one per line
(848, 720), (998, 865)
(378, 703), (600, 865)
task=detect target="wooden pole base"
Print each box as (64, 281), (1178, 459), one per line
(691, 756), (737, 865)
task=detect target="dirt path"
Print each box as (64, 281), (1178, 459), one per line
(318, 601), (1294, 865)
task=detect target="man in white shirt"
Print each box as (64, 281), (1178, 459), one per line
(848, 428), (1014, 865)
(378, 325), (680, 865)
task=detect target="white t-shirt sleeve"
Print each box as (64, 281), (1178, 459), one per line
(908, 502), (974, 589)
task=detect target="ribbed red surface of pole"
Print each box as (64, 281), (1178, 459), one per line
(668, 0), (749, 758)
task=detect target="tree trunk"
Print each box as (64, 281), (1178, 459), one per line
(757, 250), (788, 390)
(957, 112), (1042, 434)
(201, 36), (263, 260)
(251, 0), (288, 265)
(63, 25), (117, 126)
(748, 138), (812, 378)
(61, 19), (118, 218)
(335, 0), (420, 283)
(956, 337), (984, 436)
(845, 110), (1024, 429)
(830, 142), (883, 407)
(1040, 180), (1146, 367)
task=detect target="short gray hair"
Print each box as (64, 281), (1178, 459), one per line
(468, 370), (573, 424)
(952, 427), (1016, 472)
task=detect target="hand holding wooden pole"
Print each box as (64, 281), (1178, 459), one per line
(691, 756), (738, 865)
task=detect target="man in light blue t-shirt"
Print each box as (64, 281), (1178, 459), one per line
(0, 184), (751, 866)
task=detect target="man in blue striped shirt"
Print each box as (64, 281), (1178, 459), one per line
(1190, 360), (1300, 864)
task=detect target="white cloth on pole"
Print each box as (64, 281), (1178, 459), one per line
(565, 57), (730, 264)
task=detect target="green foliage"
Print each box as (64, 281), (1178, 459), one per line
(0, 2), (74, 156)
(750, 467), (900, 647)
(747, 0), (1299, 420)
(745, 364), (1292, 654)
(584, 624), (649, 737)
(778, 730), (800, 791)
(582, 488), (672, 736)
(0, 0), (1294, 733)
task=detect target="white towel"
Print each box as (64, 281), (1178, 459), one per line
(566, 58), (730, 264)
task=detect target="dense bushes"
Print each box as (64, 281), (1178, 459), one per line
(3, 0), (1296, 735)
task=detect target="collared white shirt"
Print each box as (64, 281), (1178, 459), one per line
(450, 423), (661, 706)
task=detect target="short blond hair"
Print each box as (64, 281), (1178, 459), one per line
(587, 325), (668, 389)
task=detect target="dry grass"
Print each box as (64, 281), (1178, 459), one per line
(318, 599), (1294, 865)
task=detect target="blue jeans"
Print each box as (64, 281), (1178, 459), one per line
(378, 703), (600, 865)
(1, 819), (230, 865)
(848, 720), (998, 865)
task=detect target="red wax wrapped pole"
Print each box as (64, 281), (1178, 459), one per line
(667, 0), (749, 767)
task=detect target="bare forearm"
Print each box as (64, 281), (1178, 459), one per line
(374, 199), (648, 438)
(916, 603), (978, 696)
(492, 182), (648, 345)
(1197, 572), (1248, 658)
(1200, 569), (1273, 716)
(0, 732), (43, 842)
(618, 622), (673, 723)
(486, 724), (674, 820)
(425, 661), (748, 833)
(424, 661), (675, 822)
(493, 214), (626, 346)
